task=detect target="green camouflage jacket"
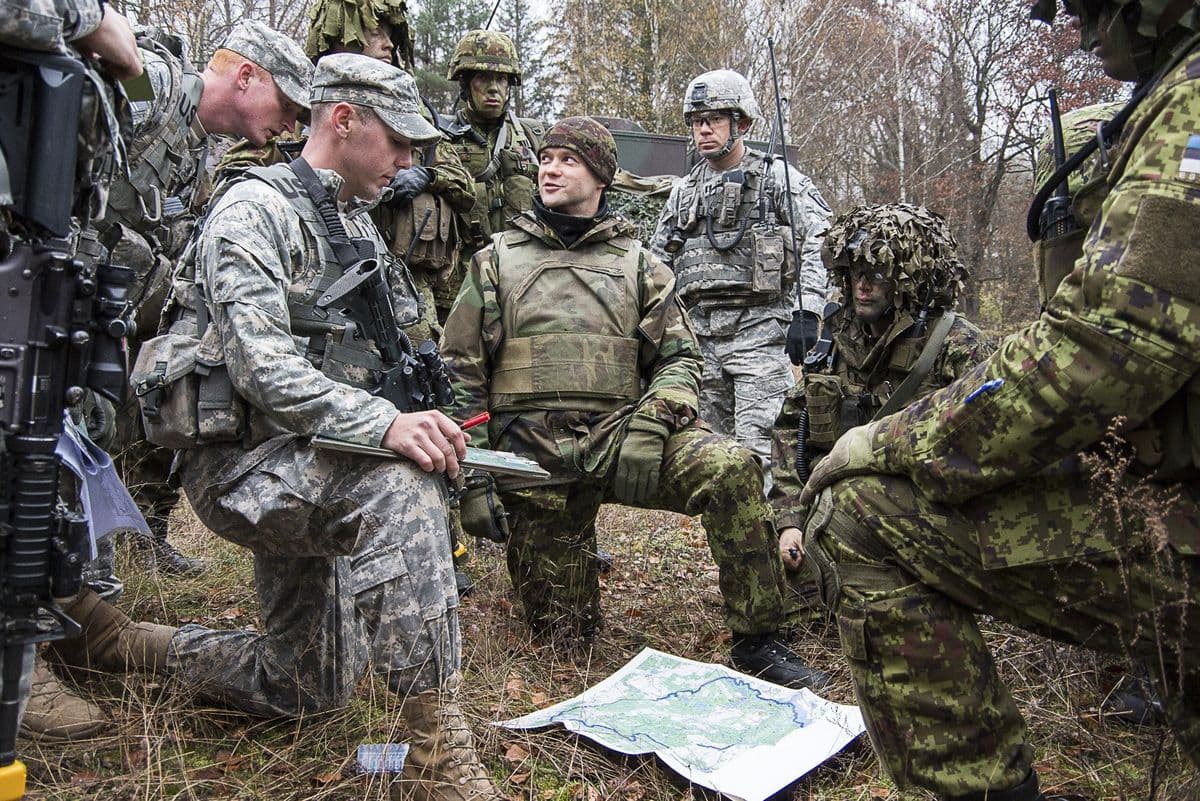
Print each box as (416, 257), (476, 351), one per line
(439, 209), (701, 488)
(863, 38), (1200, 562)
(770, 306), (992, 530)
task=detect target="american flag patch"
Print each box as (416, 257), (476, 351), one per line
(1180, 134), (1200, 181)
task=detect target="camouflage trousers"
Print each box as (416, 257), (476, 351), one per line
(503, 426), (788, 641)
(169, 436), (460, 717)
(804, 471), (1200, 798)
(697, 318), (794, 473)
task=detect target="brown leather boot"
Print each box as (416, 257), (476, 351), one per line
(395, 674), (502, 801)
(18, 653), (112, 742)
(48, 588), (176, 673)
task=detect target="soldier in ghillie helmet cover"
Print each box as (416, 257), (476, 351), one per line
(305, 0), (414, 67)
(769, 204), (992, 618)
(440, 30), (545, 323)
(440, 116), (830, 692)
(652, 69), (830, 476)
(799, 0), (1200, 798)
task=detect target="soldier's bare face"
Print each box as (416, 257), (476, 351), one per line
(340, 108), (414, 202)
(469, 71), (511, 120)
(849, 264), (894, 327)
(1091, 7), (1139, 81)
(362, 23), (394, 62)
(690, 112), (733, 157)
(539, 147), (604, 217)
(234, 66), (301, 147)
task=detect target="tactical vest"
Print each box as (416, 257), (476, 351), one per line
(104, 29), (205, 240)
(803, 313), (944, 448)
(488, 227), (644, 414)
(670, 149), (792, 311)
(449, 110), (540, 251)
(133, 163), (418, 448)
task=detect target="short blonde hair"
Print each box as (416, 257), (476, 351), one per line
(207, 48), (266, 78)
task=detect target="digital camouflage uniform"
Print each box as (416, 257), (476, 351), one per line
(0, 0), (101, 52)
(769, 206), (992, 615)
(440, 30), (545, 322)
(801, 5), (1200, 797)
(651, 71), (830, 468)
(88, 22), (311, 579)
(150, 57), (460, 715)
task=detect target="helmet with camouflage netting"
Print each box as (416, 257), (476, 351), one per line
(446, 30), (522, 83)
(305, 0), (414, 68)
(823, 203), (966, 312)
(682, 69), (760, 126)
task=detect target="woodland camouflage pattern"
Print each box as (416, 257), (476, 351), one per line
(446, 29), (522, 81)
(539, 116), (618, 185)
(440, 209), (792, 641)
(801, 33), (1200, 798)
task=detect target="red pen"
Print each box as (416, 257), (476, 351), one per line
(460, 411), (490, 431)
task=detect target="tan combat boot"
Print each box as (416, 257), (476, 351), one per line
(47, 588), (176, 674)
(395, 674), (502, 801)
(18, 652), (112, 742)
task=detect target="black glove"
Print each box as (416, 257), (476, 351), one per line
(386, 165), (433, 208)
(459, 473), (510, 543)
(785, 310), (821, 366)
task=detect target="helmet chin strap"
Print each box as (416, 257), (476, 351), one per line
(701, 112), (743, 161)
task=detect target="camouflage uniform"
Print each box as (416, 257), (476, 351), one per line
(154, 56), (461, 714)
(0, 0), (102, 51)
(440, 30), (545, 322)
(652, 71), (830, 468)
(440, 117), (802, 657)
(770, 205), (993, 534)
(90, 22), (310, 577)
(801, 5), (1200, 796)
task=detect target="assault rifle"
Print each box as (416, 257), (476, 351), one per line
(0, 47), (133, 799)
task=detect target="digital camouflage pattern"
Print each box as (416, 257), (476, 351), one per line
(0, 0), (102, 51)
(651, 148), (830, 467)
(219, 20), (311, 110)
(446, 29), (521, 82)
(682, 69), (761, 124)
(173, 437), (458, 715)
(440, 209), (793, 640)
(312, 52), (437, 143)
(770, 307), (992, 532)
(166, 161), (460, 714)
(823, 203), (966, 312)
(1033, 101), (1125, 194)
(801, 31), (1200, 799)
(305, 0), (414, 68)
(539, 116), (618, 186)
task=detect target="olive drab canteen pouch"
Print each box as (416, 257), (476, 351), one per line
(801, 372), (849, 448)
(131, 326), (245, 449)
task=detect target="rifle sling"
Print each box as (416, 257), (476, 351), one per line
(288, 157), (368, 270)
(873, 311), (956, 420)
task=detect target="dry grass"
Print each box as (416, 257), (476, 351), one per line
(21, 501), (1198, 801)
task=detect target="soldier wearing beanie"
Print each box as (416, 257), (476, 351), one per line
(440, 116), (832, 692)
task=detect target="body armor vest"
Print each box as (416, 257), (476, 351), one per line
(670, 149), (792, 311)
(489, 227), (644, 414)
(104, 30), (205, 240)
(449, 110), (539, 251)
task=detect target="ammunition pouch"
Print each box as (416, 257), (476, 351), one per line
(389, 192), (459, 278)
(131, 328), (245, 449)
(802, 372), (849, 449)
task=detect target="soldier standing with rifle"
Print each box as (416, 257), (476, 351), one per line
(651, 69), (831, 476)
(0, 0), (140, 772)
(55, 54), (504, 801)
(799, 1), (1200, 797)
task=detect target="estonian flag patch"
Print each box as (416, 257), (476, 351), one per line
(1180, 134), (1200, 181)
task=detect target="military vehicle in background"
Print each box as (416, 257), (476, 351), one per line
(595, 116), (800, 245)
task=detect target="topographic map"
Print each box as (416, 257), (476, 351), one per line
(500, 648), (865, 801)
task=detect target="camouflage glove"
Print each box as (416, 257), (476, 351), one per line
(798, 420), (887, 506)
(459, 472), (510, 543)
(387, 165), (433, 208)
(785, 310), (821, 366)
(613, 415), (669, 505)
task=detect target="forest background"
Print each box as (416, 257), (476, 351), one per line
(112, 0), (1125, 331)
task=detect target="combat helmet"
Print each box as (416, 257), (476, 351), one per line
(446, 30), (522, 84)
(682, 69), (759, 159)
(823, 203), (966, 313)
(305, 0), (414, 68)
